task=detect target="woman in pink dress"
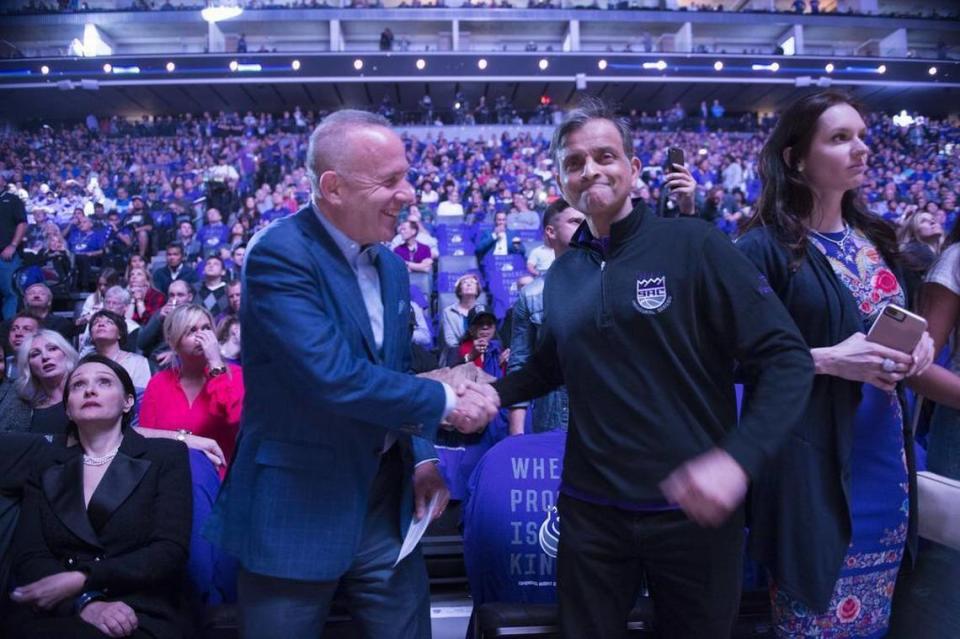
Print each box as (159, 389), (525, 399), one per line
(139, 304), (243, 476)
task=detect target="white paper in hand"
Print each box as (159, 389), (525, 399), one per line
(395, 491), (440, 567)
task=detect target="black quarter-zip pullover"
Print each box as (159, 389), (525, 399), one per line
(495, 203), (815, 504)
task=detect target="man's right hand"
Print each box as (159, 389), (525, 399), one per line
(447, 381), (500, 434)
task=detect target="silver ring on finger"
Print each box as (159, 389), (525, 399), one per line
(882, 358), (896, 373)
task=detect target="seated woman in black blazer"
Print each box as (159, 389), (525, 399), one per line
(5, 354), (192, 638)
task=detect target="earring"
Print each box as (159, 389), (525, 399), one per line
(797, 164), (805, 173)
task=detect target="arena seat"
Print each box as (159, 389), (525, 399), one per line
(410, 271), (433, 298)
(438, 254), (480, 275)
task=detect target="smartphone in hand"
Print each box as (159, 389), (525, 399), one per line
(664, 147), (685, 174)
(866, 304), (927, 354)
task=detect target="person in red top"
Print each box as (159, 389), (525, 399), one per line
(127, 266), (166, 326)
(457, 304), (510, 375)
(138, 303), (243, 476)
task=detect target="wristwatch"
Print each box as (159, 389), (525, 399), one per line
(176, 429), (191, 442)
(208, 365), (227, 377)
(74, 590), (105, 614)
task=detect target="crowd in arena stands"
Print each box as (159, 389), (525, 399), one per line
(0, 106), (956, 329)
(0, 97), (958, 636)
(5, 0), (959, 19)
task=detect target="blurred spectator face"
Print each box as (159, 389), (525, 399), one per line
(47, 235), (65, 252)
(179, 222), (194, 238)
(91, 314), (121, 345)
(407, 206), (422, 223)
(117, 187), (128, 200)
(9, 316), (40, 351)
(79, 216), (93, 232)
(494, 212), (507, 231)
(557, 119), (639, 218)
(64, 361), (132, 427)
(399, 221), (417, 242)
(177, 312), (215, 359)
(128, 268), (148, 289)
(95, 274), (111, 297)
(207, 208), (222, 225)
(27, 335), (68, 384)
(32, 208), (47, 224)
(227, 282), (242, 312)
(167, 281), (193, 306)
(231, 246), (246, 267)
(24, 284), (53, 313)
(166, 245), (184, 269)
(230, 222), (245, 238)
(204, 258), (225, 279)
(915, 212), (942, 241)
(132, 198), (144, 212)
(458, 275), (479, 299)
(104, 291), (129, 316)
(129, 255), (146, 272)
(471, 318), (496, 341)
(272, 192), (284, 207)
(546, 207), (586, 251)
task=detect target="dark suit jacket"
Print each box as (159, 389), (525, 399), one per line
(475, 229), (526, 260)
(7, 430), (192, 637)
(0, 433), (51, 600)
(151, 264), (199, 299)
(205, 204), (447, 582)
(0, 379), (31, 434)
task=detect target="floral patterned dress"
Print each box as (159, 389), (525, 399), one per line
(771, 228), (910, 638)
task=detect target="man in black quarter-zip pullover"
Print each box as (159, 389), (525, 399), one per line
(494, 97), (814, 639)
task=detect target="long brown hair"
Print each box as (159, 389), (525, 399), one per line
(743, 90), (899, 270)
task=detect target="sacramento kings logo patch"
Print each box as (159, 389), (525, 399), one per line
(538, 506), (560, 558)
(634, 273), (672, 314)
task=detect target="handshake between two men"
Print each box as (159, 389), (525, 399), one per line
(445, 381), (500, 435)
(418, 362), (501, 435)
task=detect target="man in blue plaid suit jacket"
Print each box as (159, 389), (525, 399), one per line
(205, 111), (498, 638)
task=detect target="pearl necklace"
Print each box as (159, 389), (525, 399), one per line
(82, 444), (121, 467)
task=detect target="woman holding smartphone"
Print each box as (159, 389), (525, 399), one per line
(736, 91), (935, 637)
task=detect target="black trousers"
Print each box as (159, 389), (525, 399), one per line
(557, 493), (744, 639)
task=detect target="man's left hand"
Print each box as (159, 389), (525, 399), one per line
(0, 245), (15, 262)
(659, 448), (748, 527)
(413, 462), (450, 522)
(10, 571), (86, 609)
